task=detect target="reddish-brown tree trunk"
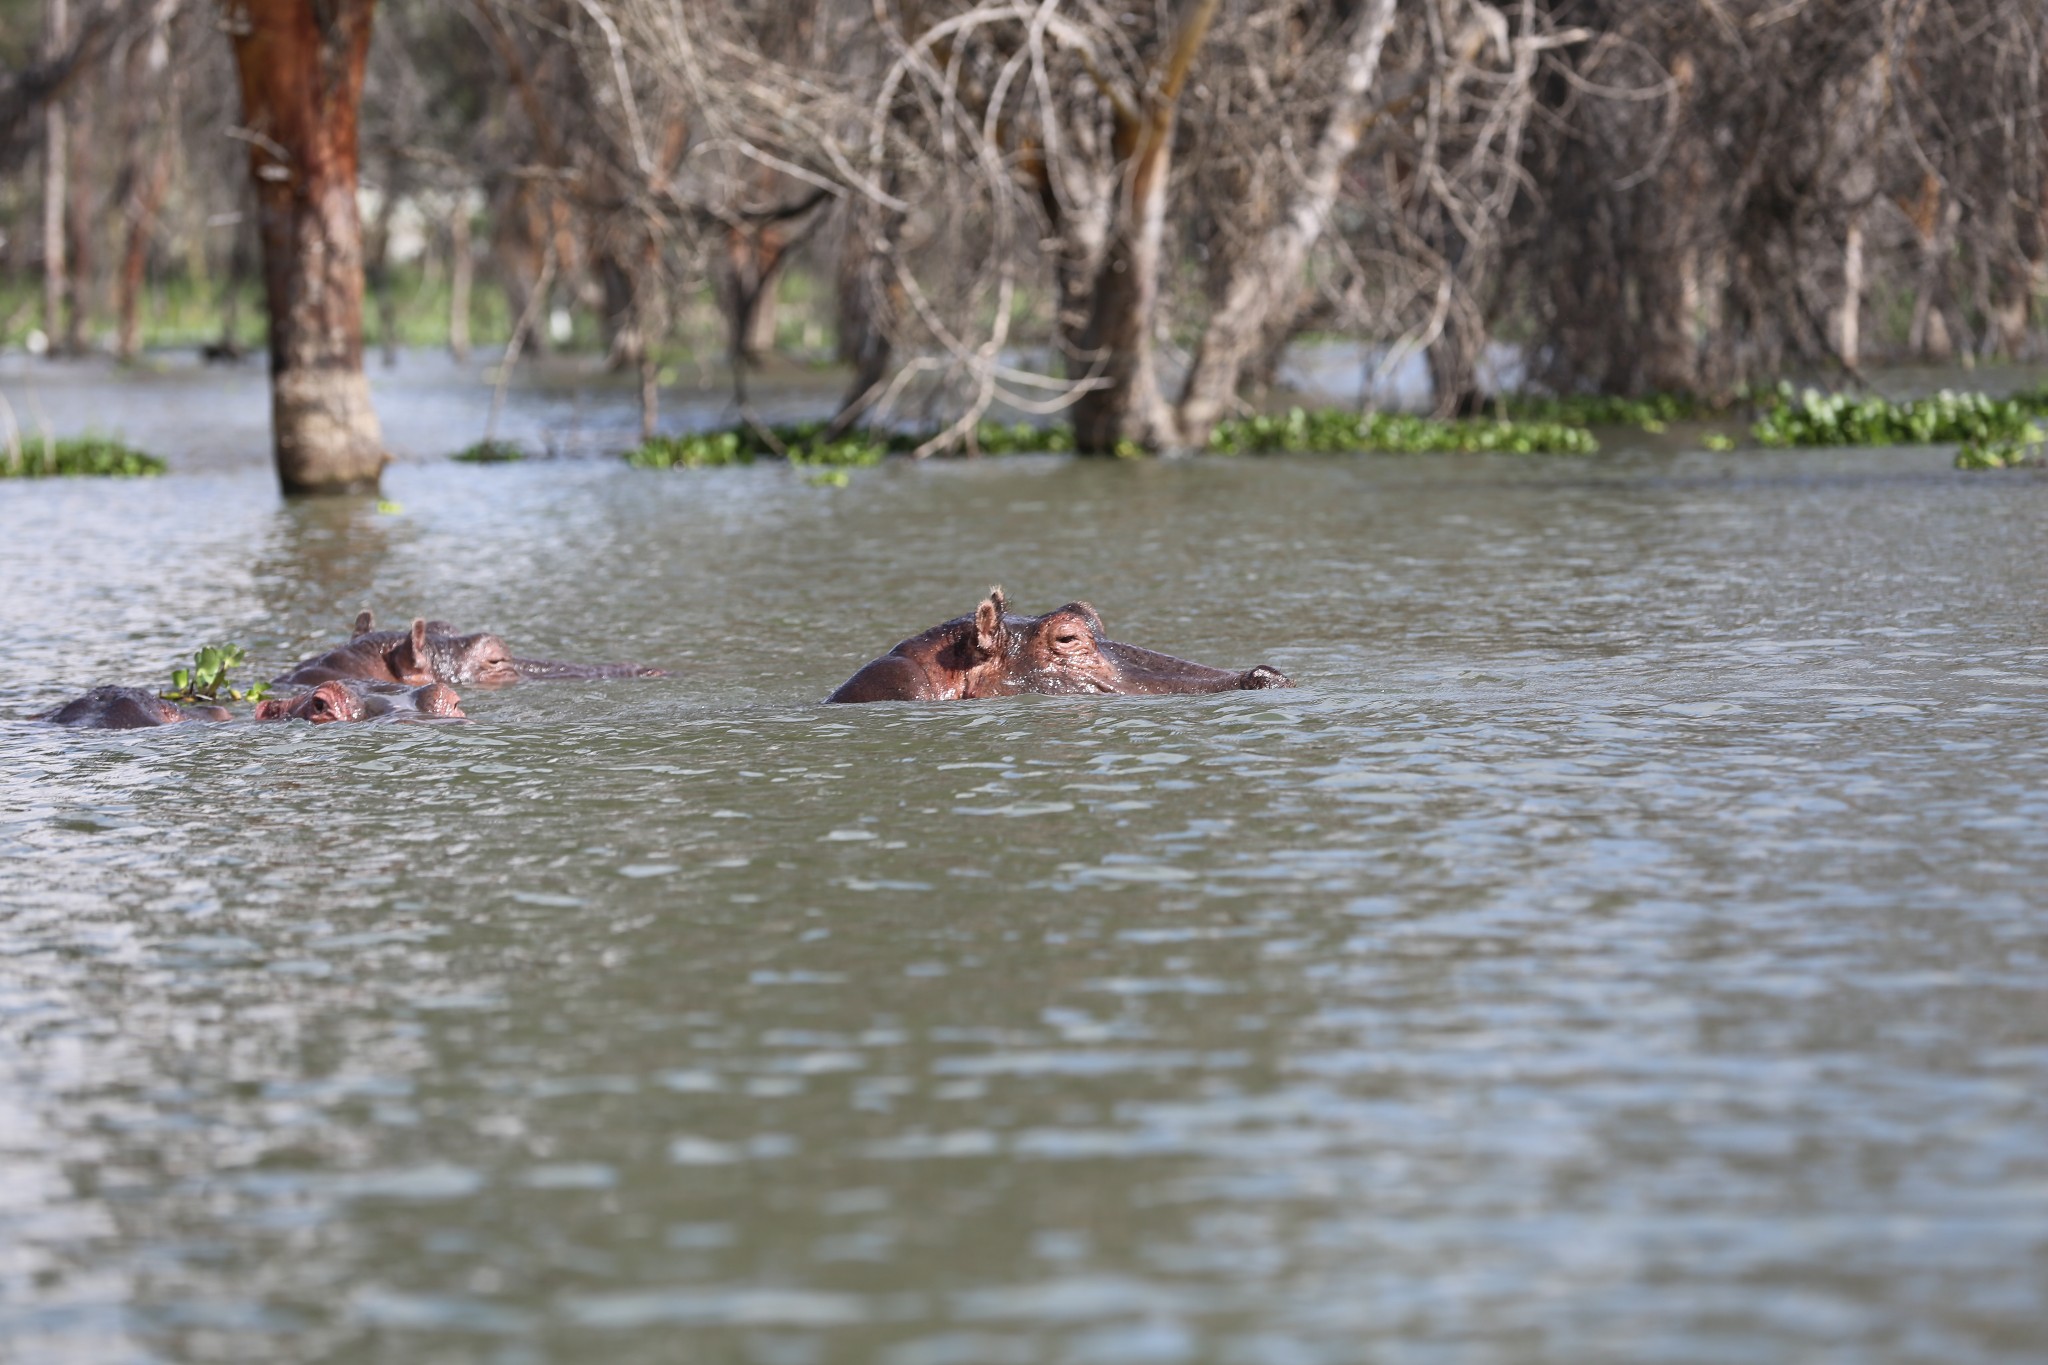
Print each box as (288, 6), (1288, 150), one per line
(223, 0), (386, 494)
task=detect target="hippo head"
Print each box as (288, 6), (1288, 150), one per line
(351, 611), (641, 686)
(255, 679), (466, 723)
(256, 681), (373, 724)
(961, 588), (1293, 698)
(366, 617), (518, 688)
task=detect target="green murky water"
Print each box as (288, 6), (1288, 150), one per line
(3, 390), (2047, 1361)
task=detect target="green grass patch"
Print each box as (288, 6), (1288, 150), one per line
(1753, 384), (2046, 448)
(1, 434), (166, 478)
(1207, 408), (1600, 456)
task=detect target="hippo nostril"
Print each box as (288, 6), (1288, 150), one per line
(1241, 666), (1293, 690)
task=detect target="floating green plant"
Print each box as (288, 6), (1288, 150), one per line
(628, 409), (1598, 466)
(1206, 407), (1600, 456)
(162, 643), (271, 704)
(1501, 391), (1734, 428)
(1, 434), (166, 478)
(1954, 438), (2042, 470)
(626, 431), (757, 468)
(451, 439), (528, 463)
(1752, 384), (2045, 448)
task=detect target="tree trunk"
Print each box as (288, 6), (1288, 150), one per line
(40, 0), (67, 351)
(447, 203), (472, 362)
(1069, 0), (1221, 454)
(62, 93), (92, 353)
(829, 209), (897, 434)
(224, 0), (386, 494)
(115, 146), (168, 362)
(364, 160), (401, 368)
(1174, 0), (1397, 447)
(1835, 214), (1865, 372)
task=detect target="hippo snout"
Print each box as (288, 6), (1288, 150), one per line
(1239, 665), (1293, 689)
(415, 683), (465, 718)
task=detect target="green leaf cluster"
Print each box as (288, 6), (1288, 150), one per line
(1752, 384), (2046, 448)
(162, 643), (271, 704)
(450, 439), (528, 463)
(1954, 438), (2043, 470)
(2, 435), (166, 478)
(1501, 391), (1732, 428)
(627, 408), (1600, 466)
(1206, 407), (1600, 456)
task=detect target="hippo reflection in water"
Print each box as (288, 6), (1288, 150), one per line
(33, 685), (231, 729)
(255, 679), (466, 723)
(278, 611), (665, 688)
(827, 587), (1293, 703)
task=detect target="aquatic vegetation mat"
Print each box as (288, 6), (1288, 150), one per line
(450, 439), (529, 463)
(1501, 391), (1736, 429)
(626, 409), (1600, 466)
(1206, 408), (1600, 456)
(2, 435), (166, 478)
(1752, 385), (2046, 449)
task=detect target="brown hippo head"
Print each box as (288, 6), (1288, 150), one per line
(827, 588), (1294, 702)
(276, 611), (663, 688)
(255, 679), (466, 723)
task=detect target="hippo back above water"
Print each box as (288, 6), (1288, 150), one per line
(277, 611), (665, 688)
(827, 588), (1293, 703)
(32, 686), (231, 729)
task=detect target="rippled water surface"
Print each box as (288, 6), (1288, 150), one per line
(3, 384), (2047, 1362)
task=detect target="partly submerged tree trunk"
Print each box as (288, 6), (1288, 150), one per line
(1175, 0), (1397, 447)
(224, 0), (386, 494)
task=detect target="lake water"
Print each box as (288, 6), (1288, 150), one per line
(2, 360), (2047, 1363)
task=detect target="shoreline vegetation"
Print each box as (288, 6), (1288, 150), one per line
(11, 378), (2046, 479)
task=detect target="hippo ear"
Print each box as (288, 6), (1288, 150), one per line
(389, 618), (433, 682)
(351, 609), (375, 638)
(974, 586), (1009, 656)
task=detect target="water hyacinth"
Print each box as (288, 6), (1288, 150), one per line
(1752, 384), (2046, 448)
(2, 435), (166, 478)
(1501, 391), (1734, 428)
(624, 408), (1605, 466)
(1205, 408), (1600, 456)
(450, 439), (528, 463)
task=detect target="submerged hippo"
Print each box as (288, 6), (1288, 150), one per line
(277, 610), (664, 688)
(826, 587), (1293, 703)
(255, 679), (466, 723)
(32, 685), (232, 729)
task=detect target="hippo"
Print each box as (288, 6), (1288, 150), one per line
(277, 610), (665, 688)
(254, 679), (466, 723)
(826, 587), (1293, 703)
(32, 685), (232, 729)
